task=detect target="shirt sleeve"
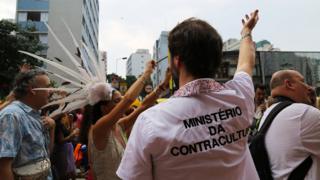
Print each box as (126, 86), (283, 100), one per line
(300, 106), (320, 157)
(224, 71), (255, 122)
(225, 71), (254, 99)
(0, 113), (23, 158)
(116, 113), (154, 180)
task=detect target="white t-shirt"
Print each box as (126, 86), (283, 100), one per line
(259, 103), (320, 180)
(117, 72), (259, 180)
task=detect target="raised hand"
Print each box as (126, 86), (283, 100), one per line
(241, 10), (259, 36)
(144, 60), (156, 75)
(160, 67), (172, 89)
(42, 116), (56, 130)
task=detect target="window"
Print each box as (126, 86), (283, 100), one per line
(18, 12), (27, 22)
(27, 12), (41, 21)
(39, 34), (48, 44)
(40, 12), (48, 22)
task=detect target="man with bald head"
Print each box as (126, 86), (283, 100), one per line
(270, 70), (312, 104)
(258, 69), (320, 179)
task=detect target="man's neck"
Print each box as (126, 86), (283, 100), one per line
(178, 70), (196, 88)
(19, 97), (40, 111)
(273, 96), (295, 103)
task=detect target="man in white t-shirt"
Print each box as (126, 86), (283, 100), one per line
(117, 10), (260, 180)
(258, 70), (320, 180)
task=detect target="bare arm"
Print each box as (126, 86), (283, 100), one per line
(56, 128), (78, 145)
(0, 158), (14, 180)
(117, 86), (164, 135)
(236, 10), (259, 76)
(42, 116), (56, 154)
(0, 92), (15, 111)
(118, 68), (171, 136)
(92, 60), (155, 149)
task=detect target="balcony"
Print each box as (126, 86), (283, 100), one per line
(18, 21), (48, 33)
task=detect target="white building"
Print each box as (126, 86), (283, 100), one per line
(46, 0), (99, 84)
(152, 31), (169, 86)
(256, 40), (280, 51)
(126, 49), (151, 78)
(222, 38), (240, 51)
(223, 38), (280, 51)
(100, 51), (107, 75)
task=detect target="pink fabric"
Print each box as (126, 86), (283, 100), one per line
(86, 169), (94, 180)
(76, 113), (83, 129)
(173, 78), (225, 97)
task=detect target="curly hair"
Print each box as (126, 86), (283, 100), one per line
(13, 69), (47, 99)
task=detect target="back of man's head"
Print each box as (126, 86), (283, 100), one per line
(13, 69), (46, 99)
(168, 18), (223, 78)
(270, 70), (294, 90)
(270, 70), (312, 104)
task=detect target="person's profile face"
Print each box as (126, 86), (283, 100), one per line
(32, 75), (52, 107)
(291, 73), (312, 105)
(255, 88), (265, 105)
(102, 91), (122, 115)
(144, 85), (153, 94)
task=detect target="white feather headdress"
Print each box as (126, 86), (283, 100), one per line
(19, 22), (112, 117)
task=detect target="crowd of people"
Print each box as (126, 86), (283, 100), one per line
(0, 9), (319, 180)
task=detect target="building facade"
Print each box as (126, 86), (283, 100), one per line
(126, 49), (151, 78)
(152, 31), (169, 86)
(221, 51), (320, 94)
(46, 0), (99, 84)
(222, 38), (240, 51)
(100, 51), (107, 74)
(16, 0), (99, 84)
(223, 39), (280, 51)
(16, 0), (49, 56)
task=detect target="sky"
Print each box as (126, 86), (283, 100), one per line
(1, 0), (320, 77)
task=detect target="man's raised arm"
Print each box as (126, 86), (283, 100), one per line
(236, 10), (259, 76)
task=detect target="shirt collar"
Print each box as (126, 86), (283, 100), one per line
(172, 78), (225, 97)
(13, 100), (40, 114)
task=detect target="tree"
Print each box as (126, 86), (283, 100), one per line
(125, 75), (137, 88)
(0, 20), (44, 98)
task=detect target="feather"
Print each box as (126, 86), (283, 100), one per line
(21, 23), (113, 117)
(19, 51), (89, 83)
(98, 55), (106, 82)
(80, 46), (98, 79)
(61, 99), (88, 113)
(36, 66), (85, 88)
(61, 20), (94, 80)
(78, 66), (92, 82)
(62, 19), (80, 50)
(44, 22), (82, 70)
(49, 104), (65, 118)
(33, 87), (80, 93)
(41, 89), (87, 109)
(82, 43), (104, 81)
(49, 99), (88, 117)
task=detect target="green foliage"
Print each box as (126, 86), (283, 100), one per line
(125, 75), (137, 88)
(0, 20), (45, 98)
(106, 74), (138, 91)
